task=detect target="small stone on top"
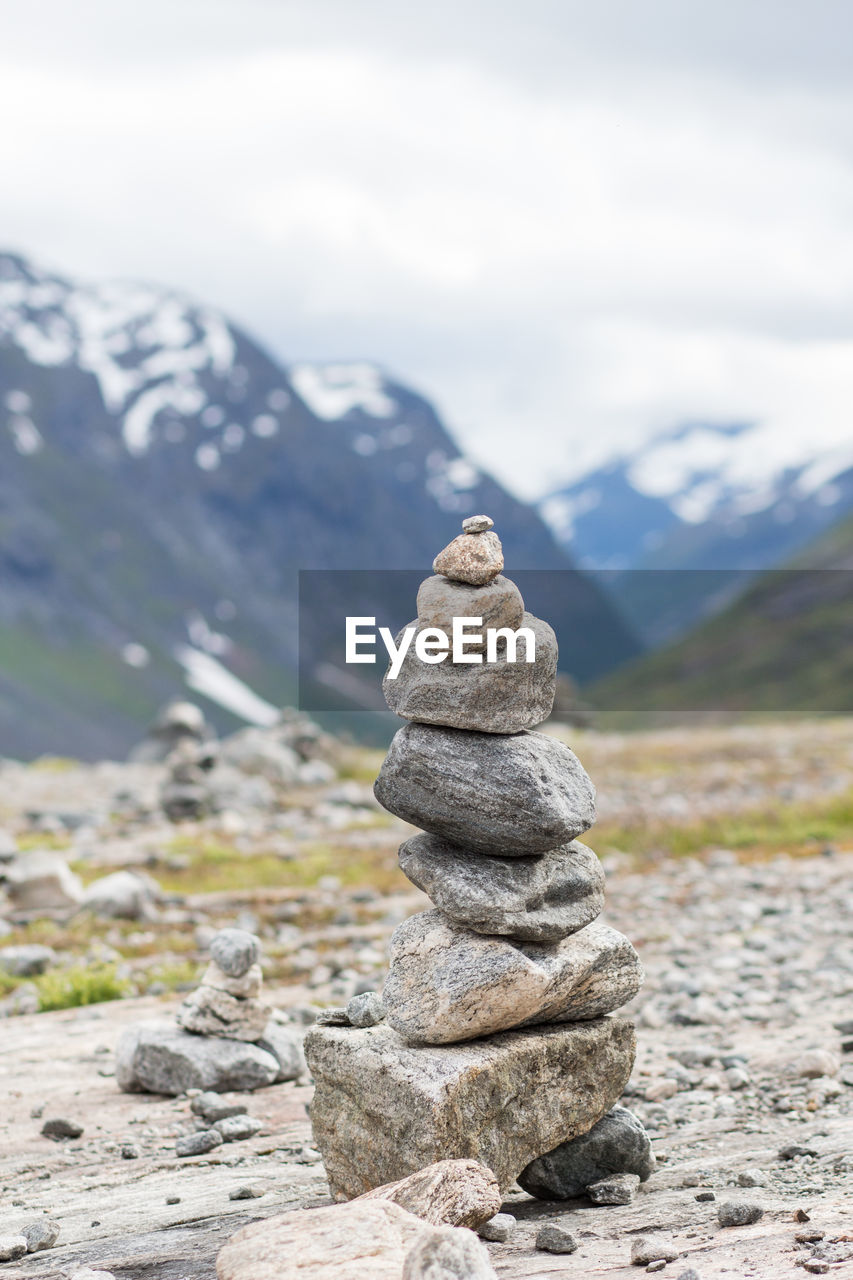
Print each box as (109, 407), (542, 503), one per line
(462, 514), (494, 533)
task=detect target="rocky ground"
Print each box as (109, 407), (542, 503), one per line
(0, 715), (852, 1278)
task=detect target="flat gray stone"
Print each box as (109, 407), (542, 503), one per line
(176, 1128), (223, 1157)
(346, 990), (386, 1027)
(177, 985), (271, 1041)
(116, 1021), (280, 1094)
(433, 530), (503, 585)
(191, 1093), (248, 1123)
(374, 725), (595, 855)
(477, 1213), (516, 1242)
(214, 1114), (263, 1142)
(0, 943), (56, 976)
(383, 612), (556, 733)
(519, 1105), (655, 1200)
(21, 1218), (60, 1251)
(382, 912), (642, 1045)
(587, 1171), (641, 1204)
(415, 574), (523, 651)
(304, 1017), (636, 1197)
(461, 515), (493, 533)
(0, 1236), (27, 1263)
(535, 1224), (578, 1254)
(398, 834), (604, 942)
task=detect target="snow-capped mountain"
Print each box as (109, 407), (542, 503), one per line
(0, 252), (638, 758)
(540, 419), (853, 642)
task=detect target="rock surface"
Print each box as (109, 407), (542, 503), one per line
(255, 1021), (307, 1082)
(398, 834), (604, 942)
(416, 573), (523, 648)
(304, 1017), (635, 1196)
(432, 530), (503, 585)
(382, 913), (643, 1045)
(355, 1159), (501, 1229)
(383, 612), (557, 734)
(177, 985), (271, 1041)
(116, 1022), (280, 1094)
(374, 724), (595, 855)
(216, 1200), (464, 1280)
(519, 1105), (656, 1200)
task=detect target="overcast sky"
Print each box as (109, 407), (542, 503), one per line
(2, 0), (852, 497)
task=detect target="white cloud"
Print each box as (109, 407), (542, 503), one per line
(0, 2), (852, 497)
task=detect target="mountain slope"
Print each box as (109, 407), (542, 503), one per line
(541, 420), (853, 645)
(0, 252), (639, 758)
(587, 513), (853, 725)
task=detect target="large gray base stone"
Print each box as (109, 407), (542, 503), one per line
(116, 1021), (280, 1094)
(304, 1017), (636, 1196)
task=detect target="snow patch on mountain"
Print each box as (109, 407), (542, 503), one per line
(290, 361), (396, 420)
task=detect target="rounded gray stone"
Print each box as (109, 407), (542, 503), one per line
(717, 1200), (764, 1227)
(398, 834), (604, 942)
(433, 530), (503, 586)
(382, 912), (643, 1045)
(477, 1212), (516, 1242)
(519, 1105), (655, 1200)
(116, 1022), (280, 1094)
(383, 612), (556, 734)
(374, 725), (595, 855)
(210, 928), (260, 977)
(254, 1021), (307, 1081)
(415, 575), (523, 650)
(214, 1114), (263, 1142)
(535, 1225), (577, 1254)
(21, 1219), (60, 1252)
(461, 515), (494, 533)
(402, 1225), (497, 1279)
(176, 1128), (223, 1157)
(346, 990), (386, 1027)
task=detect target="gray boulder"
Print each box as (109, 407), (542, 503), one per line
(382, 913), (643, 1045)
(374, 725), (595, 855)
(416, 574), (523, 649)
(304, 1017), (636, 1196)
(383, 612), (556, 734)
(116, 1022), (280, 1094)
(5, 851), (83, 912)
(0, 943), (56, 976)
(403, 1226), (497, 1279)
(398, 835), (604, 942)
(518, 1105), (655, 1200)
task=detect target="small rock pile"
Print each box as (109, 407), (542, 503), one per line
(178, 928), (270, 1041)
(305, 517), (646, 1199)
(117, 927), (303, 1095)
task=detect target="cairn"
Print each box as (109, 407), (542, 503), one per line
(177, 928), (271, 1041)
(305, 517), (644, 1199)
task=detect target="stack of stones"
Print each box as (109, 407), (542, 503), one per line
(178, 928), (270, 1041)
(305, 517), (645, 1201)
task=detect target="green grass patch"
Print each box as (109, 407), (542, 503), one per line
(157, 835), (405, 895)
(35, 963), (130, 1011)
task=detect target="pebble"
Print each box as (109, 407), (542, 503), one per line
(694, 1191), (715, 1202)
(165, 1196), (181, 1205)
(175, 1129), (223, 1157)
(0, 1236), (27, 1262)
(41, 1117), (84, 1140)
(676, 1271), (701, 1280)
(477, 1213), (515, 1242)
(213, 1114), (263, 1143)
(120, 1143), (140, 1159)
(717, 1200), (763, 1227)
(725, 1067), (750, 1090)
(229, 1186), (266, 1200)
(345, 990), (385, 1028)
(646, 1262), (667, 1274)
(645, 1078), (679, 1101)
(792, 1050), (839, 1079)
(587, 1172), (641, 1204)
(736, 1170), (764, 1187)
(190, 1092), (248, 1123)
(631, 1237), (680, 1266)
(462, 515), (494, 532)
(778, 1144), (818, 1160)
(21, 1219), (60, 1251)
(803, 1263), (831, 1275)
(535, 1224), (578, 1254)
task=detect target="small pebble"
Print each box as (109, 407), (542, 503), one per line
(176, 1129), (223, 1157)
(462, 514), (494, 533)
(736, 1170), (764, 1187)
(166, 1196), (181, 1205)
(694, 1191), (715, 1202)
(345, 990), (385, 1028)
(717, 1200), (763, 1227)
(792, 1050), (840, 1079)
(779, 1144), (818, 1160)
(535, 1224), (578, 1254)
(725, 1067), (750, 1090)
(214, 1115), (263, 1143)
(631, 1237), (679, 1266)
(803, 1263), (830, 1275)
(646, 1262), (667, 1274)
(21, 1219), (60, 1252)
(0, 1236), (27, 1263)
(795, 1230), (825, 1243)
(41, 1117), (83, 1140)
(229, 1186), (266, 1201)
(121, 1143), (140, 1160)
(676, 1271), (701, 1280)
(478, 1212), (515, 1242)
